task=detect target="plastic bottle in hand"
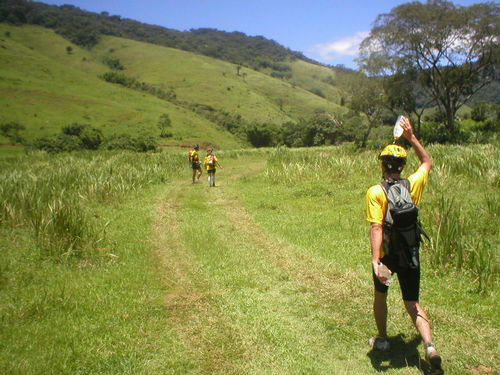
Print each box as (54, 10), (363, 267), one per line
(378, 263), (393, 286)
(393, 115), (404, 143)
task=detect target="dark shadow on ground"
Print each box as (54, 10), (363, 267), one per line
(367, 334), (432, 374)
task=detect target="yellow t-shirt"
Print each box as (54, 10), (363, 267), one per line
(203, 155), (218, 171)
(189, 150), (200, 163)
(366, 166), (429, 257)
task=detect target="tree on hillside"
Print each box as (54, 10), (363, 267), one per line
(157, 113), (172, 138)
(348, 75), (386, 148)
(358, 0), (500, 133)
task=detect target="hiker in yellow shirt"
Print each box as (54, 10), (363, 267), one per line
(189, 144), (202, 184)
(366, 116), (443, 375)
(203, 148), (222, 187)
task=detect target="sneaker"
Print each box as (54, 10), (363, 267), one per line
(369, 336), (390, 352)
(425, 344), (444, 375)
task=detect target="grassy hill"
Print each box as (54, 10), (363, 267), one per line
(0, 23), (349, 150)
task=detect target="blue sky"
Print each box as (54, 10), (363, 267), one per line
(41, 0), (487, 69)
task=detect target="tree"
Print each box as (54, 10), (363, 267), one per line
(157, 113), (172, 138)
(471, 101), (489, 122)
(348, 75), (386, 148)
(359, 0), (500, 132)
(383, 69), (434, 137)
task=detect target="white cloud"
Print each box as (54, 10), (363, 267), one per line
(309, 31), (369, 62)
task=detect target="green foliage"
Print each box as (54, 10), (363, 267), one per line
(62, 122), (87, 136)
(100, 71), (136, 86)
(0, 121), (25, 143)
(245, 122), (278, 147)
(102, 56), (124, 70)
(32, 123), (106, 153)
(102, 134), (158, 152)
(279, 113), (354, 148)
(100, 71), (176, 101)
(308, 87), (326, 98)
(157, 113), (172, 138)
(32, 134), (83, 153)
(359, 1), (500, 132)
(420, 122), (469, 144)
(280, 120), (315, 147)
(79, 126), (103, 150)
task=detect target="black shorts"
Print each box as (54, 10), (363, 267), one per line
(373, 255), (420, 301)
(191, 163), (201, 170)
(207, 169), (216, 174)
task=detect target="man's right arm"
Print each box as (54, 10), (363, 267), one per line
(400, 117), (432, 172)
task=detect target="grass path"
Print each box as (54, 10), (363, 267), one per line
(151, 157), (445, 375)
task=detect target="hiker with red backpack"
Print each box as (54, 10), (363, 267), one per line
(203, 148), (222, 187)
(365, 116), (443, 375)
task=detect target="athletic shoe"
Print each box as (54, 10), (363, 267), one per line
(425, 344), (444, 375)
(369, 336), (390, 352)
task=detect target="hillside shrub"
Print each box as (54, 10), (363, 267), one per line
(270, 71), (292, 80)
(0, 121), (25, 144)
(80, 127), (103, 149)
(245, 122), (278, 147)
(102, 56), (124, 70)
(32, 134), (83, 153)
(33, 123), (103, 152)
(308, 88), (326, 98)
(102, 134), (158, 152)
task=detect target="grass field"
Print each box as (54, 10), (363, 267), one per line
(0, 144), (498, 374)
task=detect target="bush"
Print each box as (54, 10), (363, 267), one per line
(471, 101), (488, 122)
(280, 120), (315, 147)
(0, 121), (26, 143)
(102, 134), (158, 152)
(62, 122), (87, 136)
(245, 122), (278, 147)
(80, 127), (103, 150)
(103, 56), (124, 70)
(420, 122), (469, 144)
(308, 88), (325, 98)
(33, 134), (83, 153)
(102, 134), (135, 150)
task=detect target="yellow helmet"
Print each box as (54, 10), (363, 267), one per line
(379, 144), (407, 159)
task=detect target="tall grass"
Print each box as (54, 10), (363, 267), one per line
(0, 150), (185, 259)
(260, 144), (499, 293)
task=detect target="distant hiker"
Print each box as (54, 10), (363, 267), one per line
(203, 148), (222, 187)
(365, 116), (443, 375)
(189, 144), (202, 184)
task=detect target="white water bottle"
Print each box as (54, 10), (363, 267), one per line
(393, 115), (404, 142)
(378, 263), (393, 286)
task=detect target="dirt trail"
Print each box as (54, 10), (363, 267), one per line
(153, 186), (248, 374)
(151, 158), (366, 373)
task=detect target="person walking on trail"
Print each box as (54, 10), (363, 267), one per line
(203, 148), (222, 187)
(189, 144), (202, 184)
(365, 116), (443, 375)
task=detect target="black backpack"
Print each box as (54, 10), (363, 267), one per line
(380, 179), (429, 269)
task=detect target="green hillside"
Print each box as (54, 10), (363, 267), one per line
(0, 24), (244, 149)
(0, 23), (349, 150)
